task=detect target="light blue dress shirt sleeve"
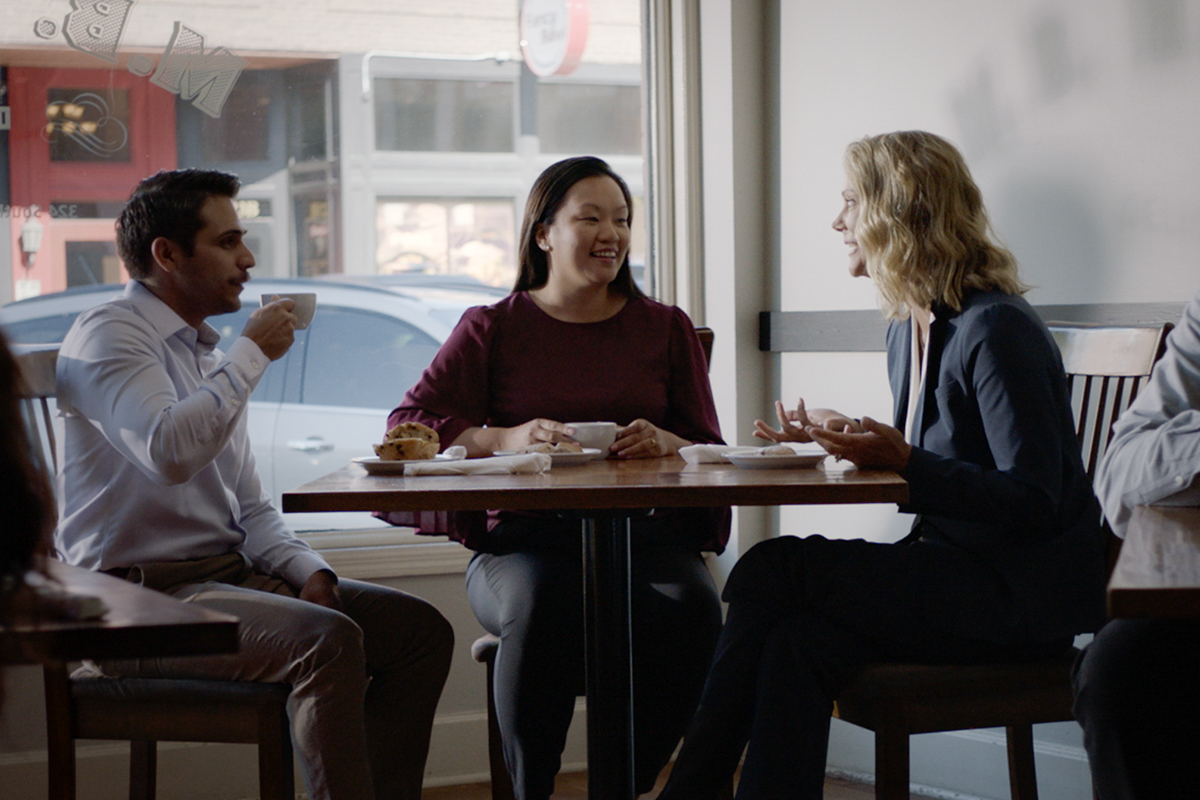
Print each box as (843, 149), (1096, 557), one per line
(1095, 290), (1200, 538)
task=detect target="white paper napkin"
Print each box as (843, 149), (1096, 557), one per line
(678, 444), (760, 464)
(404, 452), (552, 476)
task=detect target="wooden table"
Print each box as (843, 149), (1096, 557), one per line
(1108, 505), (1200, 618)
(1, 562), (241, 800)
(283, 456), (908, 800)
(1, 561), (239, 665)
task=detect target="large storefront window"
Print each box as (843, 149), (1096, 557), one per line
(0, 0), (655, 532)
(0, 1), (645, 299)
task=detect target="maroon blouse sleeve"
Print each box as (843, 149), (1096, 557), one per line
(665, 306), (724, 445)
(386, 304), (496, 449)
(376, 305), (497, 542)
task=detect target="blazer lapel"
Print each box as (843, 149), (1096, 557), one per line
(911, 308), (951, 448)
(887, 320), (911, 435)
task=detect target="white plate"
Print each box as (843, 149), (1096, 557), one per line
(493, 448), (605, 467)
(352, 454), (459, 476)
(725, 452), (826, 470)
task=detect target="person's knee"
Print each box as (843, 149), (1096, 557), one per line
(502, 569), (582, 641)
(724, 535), (821, 604)
(359, 589), (455, 679)
(1073, 619), (1169, 725)
(414, 598), (455, 669)
(290, 607), (367, 684)
(473, 552), (579, 625)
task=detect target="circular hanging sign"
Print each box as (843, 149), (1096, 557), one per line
(520, 0), (590, 77)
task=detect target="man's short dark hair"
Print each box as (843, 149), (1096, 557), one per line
(116, 169), (241, 280)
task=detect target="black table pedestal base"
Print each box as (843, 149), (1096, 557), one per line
(583, 513), (635, 800)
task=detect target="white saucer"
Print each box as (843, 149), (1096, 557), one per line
(493, 448), (605, 467)
(353, 454), (459, 476)
(725, 451), (826, 470)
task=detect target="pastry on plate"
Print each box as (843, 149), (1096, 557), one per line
(374, 421), (439, 461)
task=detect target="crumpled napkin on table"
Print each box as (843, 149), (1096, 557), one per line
(678, 444), (761, 464)
(404, 452), (552, 476)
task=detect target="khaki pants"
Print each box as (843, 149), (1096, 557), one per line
(93, 554), (454, 800)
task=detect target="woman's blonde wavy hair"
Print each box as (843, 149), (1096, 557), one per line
(845, 131), (1027, 320)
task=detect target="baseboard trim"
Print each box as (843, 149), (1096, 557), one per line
(941, 727), (1089, 763)
(827, 767), (991, 800)
(308, 540), (473, 579)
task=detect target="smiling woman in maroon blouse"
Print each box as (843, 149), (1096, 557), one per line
(384, 156), (726, 800)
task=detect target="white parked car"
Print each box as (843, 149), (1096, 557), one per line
(1, 274), (506, 531)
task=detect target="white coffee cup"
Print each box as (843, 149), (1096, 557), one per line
(262, 292), (317, 330)
(567, 421), (618, 452)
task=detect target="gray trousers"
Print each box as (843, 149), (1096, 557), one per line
(97, 566), (454, 800)
(465, 531), (722, 800)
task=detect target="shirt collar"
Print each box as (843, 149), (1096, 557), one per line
(126, 281), (222, 349)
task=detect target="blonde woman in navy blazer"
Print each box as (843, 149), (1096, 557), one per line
(660, 131), (1107, 800)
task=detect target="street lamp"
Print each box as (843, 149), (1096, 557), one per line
(20, 211), (44, 267)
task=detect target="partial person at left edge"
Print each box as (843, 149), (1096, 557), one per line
(54, 169), (454, 800)
(0, 327), (56, 707)
(0, 327), (53, 590)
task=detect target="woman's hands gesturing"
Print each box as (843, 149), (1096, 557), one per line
(753, 399), (909, 471)
(807, 416), (912, 472)
(753, 398), (862, 443)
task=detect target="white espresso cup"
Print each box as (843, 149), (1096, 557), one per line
(262, 292), (317, 329)
(567, 421), (618, 452)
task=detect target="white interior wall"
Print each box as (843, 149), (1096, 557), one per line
(699, 0), (778, 583)
(781, 0), (1200, 310)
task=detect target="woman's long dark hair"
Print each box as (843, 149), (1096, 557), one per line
(0, 329), (53, 583)
(513, 156), (646, 299)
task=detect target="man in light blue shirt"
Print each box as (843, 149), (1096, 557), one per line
(56, 169), (453, 800)
(1072, 290), (1200, 799)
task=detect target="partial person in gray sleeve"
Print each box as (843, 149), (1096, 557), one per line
(55, 169), (453, 800)
(1072, 290), (1200, 800)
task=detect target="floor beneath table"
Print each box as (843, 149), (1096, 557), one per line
(424, 766), (920, 799)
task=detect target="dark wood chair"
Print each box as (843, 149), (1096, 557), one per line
(14, 347), (295, 800)
(469, 326), (718, 800)
(830, 321), (1173, 800)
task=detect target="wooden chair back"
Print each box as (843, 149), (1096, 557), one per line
(696, 326), (714, 370)
(1049, 323), (1173, 480)
(14, 345), (60, 481)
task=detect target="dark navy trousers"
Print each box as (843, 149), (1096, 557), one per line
(1072, 618), (1200, 799)
(661, 534), (1072, 800)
